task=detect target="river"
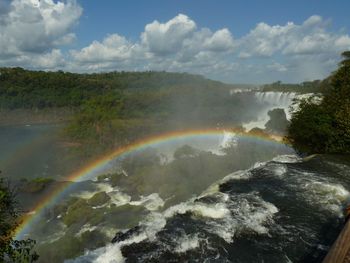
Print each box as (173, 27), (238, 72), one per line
(2, 92), (350, 262)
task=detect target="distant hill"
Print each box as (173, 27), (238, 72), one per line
(0, 67), (241, 109)
(261, 79), (331, 93)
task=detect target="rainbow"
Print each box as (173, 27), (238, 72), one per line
(14, 128), (288, 239)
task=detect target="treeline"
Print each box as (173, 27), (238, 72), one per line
(0, 68), (227, 109)
(262, 79), (331, 93)
(0, 177), (38, 262)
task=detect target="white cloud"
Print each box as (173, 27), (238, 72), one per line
(141, 14), (197, 56)
(0, 0), (82, 67)
(71, 34), (135, 63)
(1, 8), (350, 83)
(33, 49), (66, 68)
(239, 15), (350, 58)
(302, 15), (323, 27)
(267, 62), (288, 72)
(69, 14), (236, 75)
(203, 28), (235, 52)
(239, 21), (295, 57)
(335, 35), (350, 49)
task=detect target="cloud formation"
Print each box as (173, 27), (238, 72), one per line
(69, 14), (237, 76)
(141, 14), (197, 56)
(239, 15), (350, 58)
(0, 0), (81, 68)
(0, 2), (349, 83)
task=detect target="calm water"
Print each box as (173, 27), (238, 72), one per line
(0, 124), (65, 180)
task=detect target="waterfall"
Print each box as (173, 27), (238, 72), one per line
(243, 92), (314, 131)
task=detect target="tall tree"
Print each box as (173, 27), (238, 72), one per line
(0, 175), (39, 262)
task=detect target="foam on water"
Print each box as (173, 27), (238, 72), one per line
(164, 201), (230, 219)
(71, 155), (350, 262)
(76, 224), (97, 237)
(174, 234), (201, 253)
(73, 166), (280, 262)
(73, 183), (116, 200)
(75, 213), (168, 262)
(97, 183), (115, 193)
(262, 162), (288, 177)
(139, 212), (168, 241)
(130, 193), (165, 211)
(38, 224), (67, 245)
(272, 154), (300, 163)
(204, 192), (279, 242)
(200, 170), (251, 197)
(96, 234), (148, 263)
(264, 159), (350, 216)
(297, 176), (350, 215)
(108, 191), (132, 207)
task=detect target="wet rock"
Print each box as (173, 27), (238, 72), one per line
(88, 191), (110, 206)
(112, 225), (142, 243)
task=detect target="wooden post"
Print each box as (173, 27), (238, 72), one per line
(323, 219), (350, 263)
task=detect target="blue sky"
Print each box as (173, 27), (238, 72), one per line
(0, 0), (350, 83)
(77, 0), (350, 43)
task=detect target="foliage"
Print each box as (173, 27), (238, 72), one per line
(0, 177), (39, 262)
(0, 68), (223, 109)
(19, 177), (54, 193)
(287, 51), (350, 154)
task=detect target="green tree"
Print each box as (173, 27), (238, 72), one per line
(0, 176), (39, 262)
(287, 51), (350, 154)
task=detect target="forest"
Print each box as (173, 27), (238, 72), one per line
(0, 69), (260, 155)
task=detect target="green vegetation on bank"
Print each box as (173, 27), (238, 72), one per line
(19, 178), (54, 193)
(287, 51), (350, 154)
(262, 79), (331, 93)
(0, 176), (38, 262)
(0, 69), (226, 109)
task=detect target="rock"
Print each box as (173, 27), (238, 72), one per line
(88, 191), (111, 206)
(112, 225), (142, 243)
(265, 108), (290, 134)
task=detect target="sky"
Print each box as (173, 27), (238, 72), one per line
(0, 0), (350, 83)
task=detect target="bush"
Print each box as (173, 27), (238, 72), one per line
(0, 177), (39, 262)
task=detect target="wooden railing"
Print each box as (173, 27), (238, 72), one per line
(323, 208), (350, 263)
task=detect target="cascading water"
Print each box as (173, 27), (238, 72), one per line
(243, 92), (296, 130)
(242, 91), (314, 131)
(71, 154), (350, 263)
